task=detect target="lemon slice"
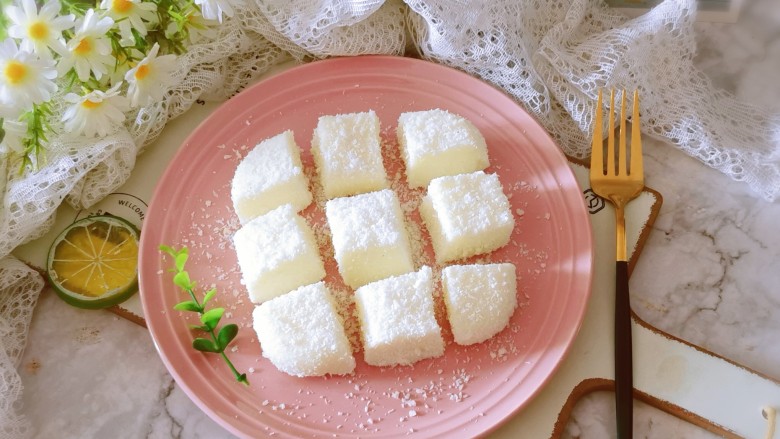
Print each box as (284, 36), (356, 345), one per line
(46, 215), (140, 309)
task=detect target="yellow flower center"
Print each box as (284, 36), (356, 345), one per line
(81, 99), (102, 109)
(3, 61), (28, 85)
(74, 38), (92, 55)
(112, 0), (133, 14)
(134, 64), (150, 80)
(28, 21), (50, 41)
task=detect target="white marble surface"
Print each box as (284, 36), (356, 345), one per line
(566, 0), (780, 436)
(16, 0), (780, 438)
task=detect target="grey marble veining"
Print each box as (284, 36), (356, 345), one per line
(18, 0), (780, 438)
(566, 0), (780, 436)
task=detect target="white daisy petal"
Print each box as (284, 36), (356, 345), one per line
(60, 10), (117, 83)
(7, 27), (25, 40)
(21, 0), (37, 18)
(124, 43), (177, 108)
(0, 119), (28, 155)
(181, 11), (217, 44)
(101, 0), (157, 39)
(6, 0), (75, 58)
(61, 85), (129, 138)
(56, 56), (73, 76)
(52, 15), (77, 30)
(74, 61), (91, 82)
(195, 0), (242, 22)
(0, 39), (58, 112)
(128, 15), (147, 35)
(6, 7), (26, 26)
(62, 105), (76, 120)
(40, 0), (61, 18)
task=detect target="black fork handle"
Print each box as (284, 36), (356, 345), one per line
(615, 260), (633, 439)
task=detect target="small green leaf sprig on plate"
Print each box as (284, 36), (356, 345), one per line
(160, 245), (249, 386)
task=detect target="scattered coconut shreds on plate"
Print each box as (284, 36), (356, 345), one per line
(157, 108), (564, 436)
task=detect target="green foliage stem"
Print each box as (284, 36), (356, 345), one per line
(160, 245), (249, 386)
(20, 103), (53, 173)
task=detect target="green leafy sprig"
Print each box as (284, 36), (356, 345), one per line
(160, 245), (249, 386)
(20, 103), (53, 172)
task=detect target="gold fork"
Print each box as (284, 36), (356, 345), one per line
(590, 88), (644, 439)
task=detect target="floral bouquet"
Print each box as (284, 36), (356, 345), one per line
(0, 0), (238, 170)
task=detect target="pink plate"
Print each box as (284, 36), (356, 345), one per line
(139, 55), (593, 438)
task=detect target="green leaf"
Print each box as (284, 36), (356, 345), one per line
(160, 242), (248, 386)
(158, 244), (174, 256)
(192, 338), (220, 353)
(173, 271), (191, 290)
(217, 324), (238, 350)
(168, 8), (184, 20)
(202, 288), (217, 306)
(132, 28), (147, 51)
(201, 307), (224, 331)
(173, 300), (201, 313)
(175, 252), (188, 272)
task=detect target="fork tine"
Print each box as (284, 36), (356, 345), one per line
(607, 89), (616, 176)
(618, 90), (627, 176)
(591, 89), (603, 176)
(631, 89), (643, 178)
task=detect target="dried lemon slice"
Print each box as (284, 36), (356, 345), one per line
(46, 215), (140, 309)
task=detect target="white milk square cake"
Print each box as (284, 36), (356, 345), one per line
(420, 171), (514, 263)
(233, 204), (325, 303)
(325, 189), (414, 289)
(397, 109), (489, 188)
(354, 266), (444, 366)
(311, 110), (388, 199)
(442, 263), (517, 345)
(253, 282), (355, 377)
(231, 130), (311, 224)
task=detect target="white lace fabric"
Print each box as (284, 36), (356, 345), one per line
(1, 0), (778, 436)
(0, 259), (43, 438)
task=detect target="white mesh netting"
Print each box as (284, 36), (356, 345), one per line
(1, 0), (779, 436)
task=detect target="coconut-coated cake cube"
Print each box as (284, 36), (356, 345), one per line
(231, 130), (312, 224)
(355, 266), (444, 367)
(311, 110), (388, 199)
(325, 189), (414, 289)
(420, 171), (514, 263)
(397, 109), (489, 188)
(442, 263), (517, 345)
(233, 204), (325, 303)
(253, 282), (355, 377)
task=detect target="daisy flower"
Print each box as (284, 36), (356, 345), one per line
(166, 9), (217, 45)
(0, 118), (27, 155)
(124, 43), (177, 107)
(194, 0), (242, 23)
(62, 83), (130, 137)
(0, 38), (58, 114)
(99, 0), (158, 46)
(58, 9), (115, 82)
(185, 10), (218, 44)
(6, 0), (75, 58)
(105, 47), (143, 87)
